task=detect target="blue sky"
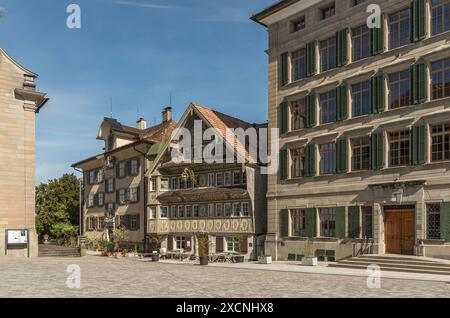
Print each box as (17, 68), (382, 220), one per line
(0, 0), (272, 183)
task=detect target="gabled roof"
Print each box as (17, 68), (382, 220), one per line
(0, 48), (38, 77)
(250, 0), (301, 27)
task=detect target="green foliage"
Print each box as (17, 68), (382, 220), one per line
(35, 173), (80, 243)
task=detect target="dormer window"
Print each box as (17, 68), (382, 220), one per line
(107, 135), (115, 151)
(321, 4), (336, 20)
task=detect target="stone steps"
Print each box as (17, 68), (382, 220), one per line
(329, 255), (450, 276)
(38, 245), (80, 258)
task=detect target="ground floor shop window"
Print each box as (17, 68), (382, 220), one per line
(362, 206), (373, 239)
(291, 209), (306, 237)
(320, 208), (336, 237)
(226, 237), (240, 252)
(427, 203), (441, 239)
(175, 236), (187, 250)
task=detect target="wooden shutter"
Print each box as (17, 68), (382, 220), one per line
(240, 236), (248, 254)
(306, 41), (317, 76)
(411, 0), (426, 41)
(336, 29), (348, 67)
(137, 186), (141, 202)
(412, 124), (426, 165)
(305, 94), (316, 128)
(441, 203), (450, 241)
(136, 214), (140, 230)
(348, 206), (361, 238)
(185, 236), (192, 252)
(167, 235), (174, 250)
(278, 101), (289, 134)
(336, 85), (348, 121)
(305, 208), (317, 238)
(411, 62), (427, 104)
(126, 161), (132, 176)
(305, 144), (316, 177)
(336, 207), (346, 239)
(215, 237), (224, 252)
(280, 52), (289, 86)
(279, 209), (289, 237)
(336, 139), (348, 174)
(279, 149), (288, 181)
(371, 132), (385, 170)
(370, 14), (385, 55)
(371, 74), (385, 114)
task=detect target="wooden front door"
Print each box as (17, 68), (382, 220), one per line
(384, 207), (415, 255)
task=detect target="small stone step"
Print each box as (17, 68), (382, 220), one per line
(339, 258), (450, 268)
(330, 263), (450, 276)
(335, 260), (450, 272)
(38, 244), (81, 258)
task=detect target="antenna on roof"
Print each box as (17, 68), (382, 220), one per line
(169, 91), (172, 107)
(110, 98), (113, 118)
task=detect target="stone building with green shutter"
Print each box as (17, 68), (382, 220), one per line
(252, 0), (450, 260)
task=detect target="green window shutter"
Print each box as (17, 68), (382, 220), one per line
(336, 138), (348, 174)
(371, 74), (385, 114)
(348, 206), (361, 238)
(411, 62), (427, 104)
(306, 41), (317, 77)
(370, 14), (385, 55)
(441, 203), (450, 241)
(411, 0), (426, 41)
(278, 102), (289, 134)
(305, 208), (317, 238)
(371, 132), (384, 170)
(336, 29), (348, 67)
(412, 124), (426, 165)
(279, 149), (288, 181)
(336, 85), (348, 121)
(305, 94), (316, 128)
(281, 52), (289, 86)
(336, 207), (346, 239)
(280, 209), (289, 237)
(305, 144), (316, 177)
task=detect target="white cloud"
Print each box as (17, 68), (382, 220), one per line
(114, 0), (181, 9)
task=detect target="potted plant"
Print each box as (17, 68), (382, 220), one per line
(99, 239), (109, 256)
(152, 251), (160, 262)
(197, 233), (209, 266)
(122, 248), (129, 257)
(106, 242), (115, 257)
(301, 238), (318, 266)
(233, 235), (246, 263)
(258, 253), (273, 264)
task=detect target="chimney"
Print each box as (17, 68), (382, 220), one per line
(136, 117), (147, 130)
(162, 107), (173, 123)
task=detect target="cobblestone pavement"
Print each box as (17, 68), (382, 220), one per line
(0, 256), (449, 298)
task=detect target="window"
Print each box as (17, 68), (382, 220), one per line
(352, 137), (371, 171)
(88, 194), (95, 208)
(88, 170), (96, 185)
(292, 16), (306, 32)
(242, 202), (250, 217)
(186, 178), (193, 189)
(171, 177), (179, 190)
(432, 0), (450, 35)
(106, 178), (115, 193)
(160, 178), (169, 192)
(130, 160), (139, 175)
(216, 173), (223, 187)
(208, 173), (215, 187)
(290, 148), (305, 178)
(105, 203), (115, 216)
(118, 162), (126, 178)
(320, 37), (336, 72)
(320, 91), (336, 124)
(352, 81), (371, 117)
(320, 143), (336, 175)
(97, 169), (104, 183)
(224, 203), (232, 217)
(226, 237), (241, 252)
(178, 206), (185, 218)
(352, 25), (370, 61)
(290, 99), (306, 130)
(118, 189), (127, 204)
(224, 172), (232, 186)
(108, 136), (115, 151)
(128, 187), (139, 202)
(150, 206), (157, 219)
(193, 205), (199, 217)
(321, 4), (336, 20)
(160, 206), (168, 218)
(150, 178), (157, 192)
(389, 70), (411, 109)
(88, 217), (95, 231)
(170, 206), (177, 218)
(320, 208), (336, 237)
(431, 58), (450, 100)
(131, 215), (139, 230)
(97, 193), (104, 206)
(215, 204), (223, 217)
(185, 205), (192, 218)
(291, 209), (306, 237)
(389, 9), (411, 49)
(233, 171), (241, 185)
(431, 123), (450, 161)
(427, 203), (441, 239)
(362, 206), (373, 239)
(389, 130), (410, 166)
(208, 204), (215, 217)
(242, 171), (247, 185)
(291, 49), (306, 81)
(232, 203), (241, 217)
(175, 236), (187, 250)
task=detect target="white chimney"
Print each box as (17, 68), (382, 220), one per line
(162, 107), (173, 123)
(136, 118), (147, 130)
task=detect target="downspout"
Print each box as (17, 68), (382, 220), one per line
(73, 167), (84, 238)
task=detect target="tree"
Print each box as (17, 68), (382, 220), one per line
(35, 173), (80, 244)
